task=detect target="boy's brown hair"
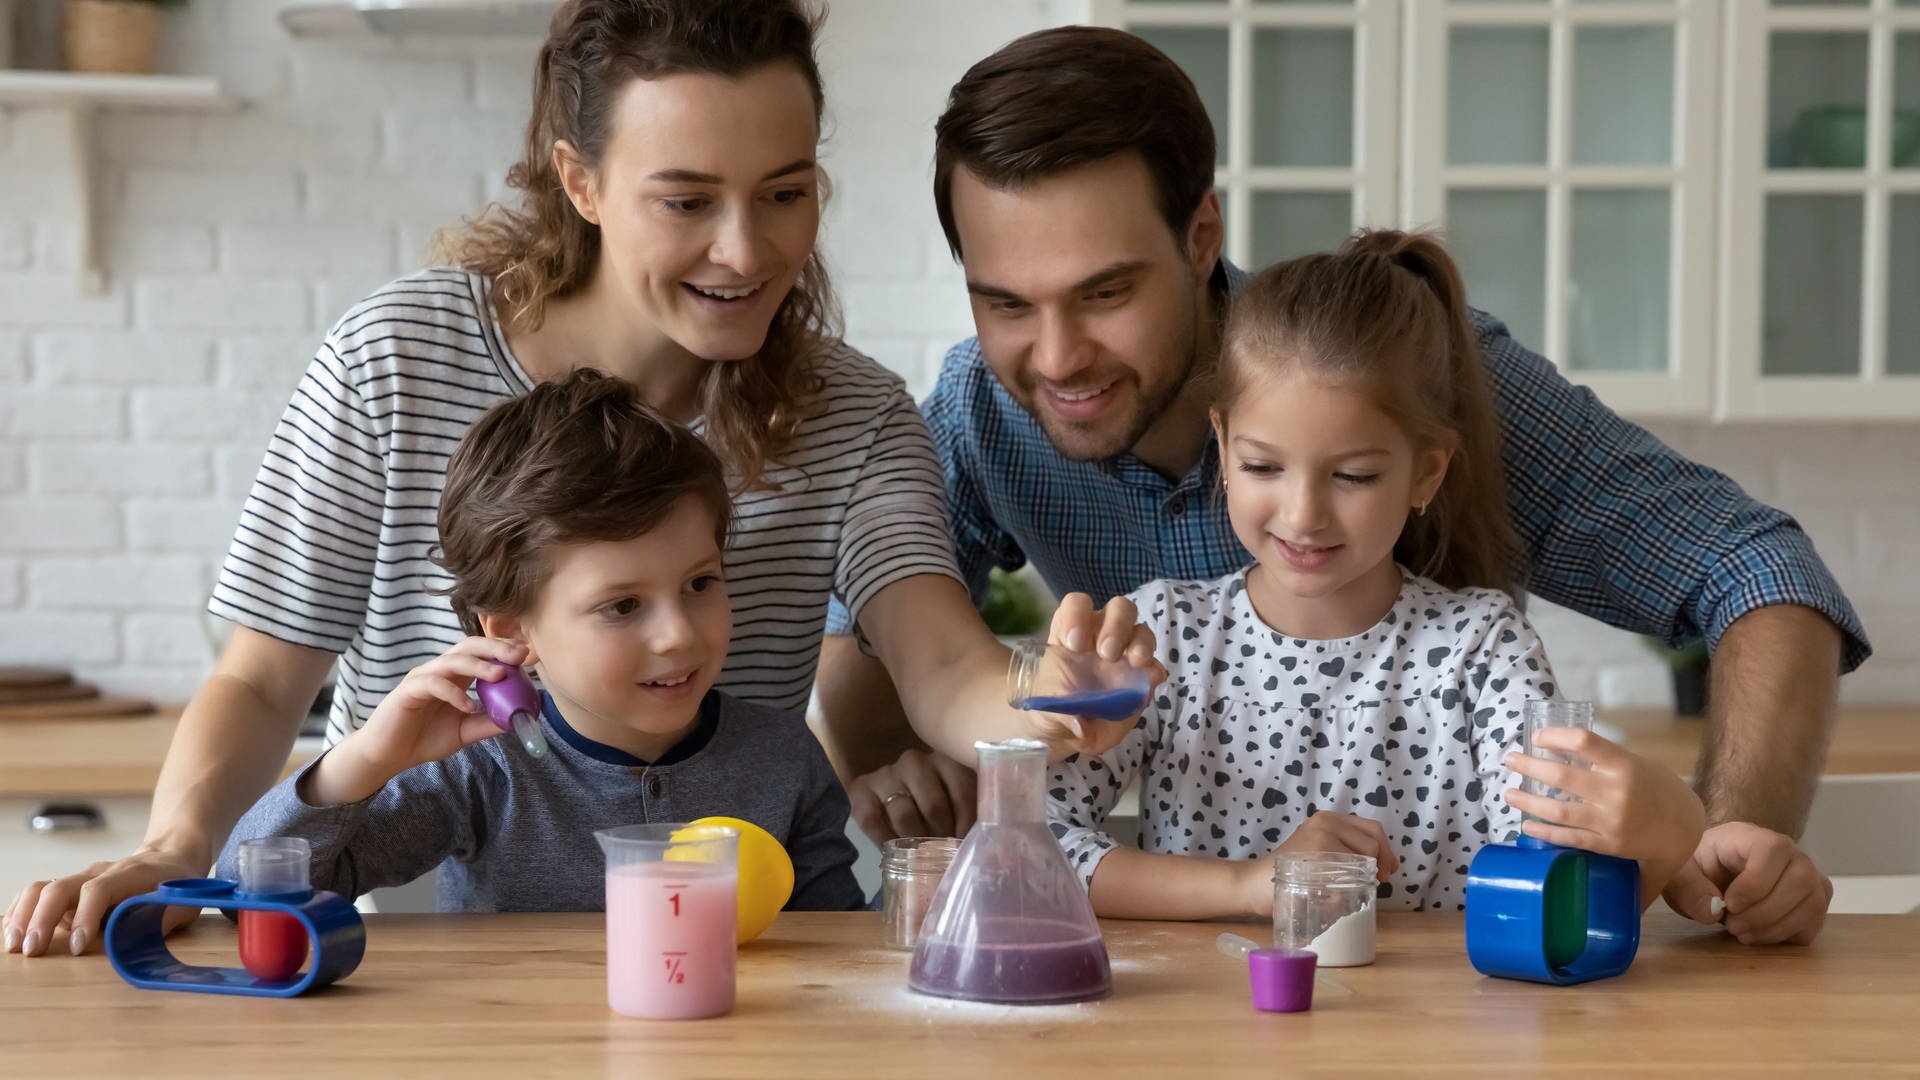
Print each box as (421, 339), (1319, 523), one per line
(1215, 230), (1524, 596)
(434, 369), (732, 635)
(932, 25), (1216, 260)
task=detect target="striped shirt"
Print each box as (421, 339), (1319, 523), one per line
(829, 262), (1870, 672)
(209, 268), (961, 743)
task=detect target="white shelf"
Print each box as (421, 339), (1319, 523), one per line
(0, 71), (233, 296)
(0, 70), (228, 109)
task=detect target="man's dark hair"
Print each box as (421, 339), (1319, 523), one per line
(932, 25), (1216, 260)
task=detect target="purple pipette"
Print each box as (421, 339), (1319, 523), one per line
(474, 665), (549, 759)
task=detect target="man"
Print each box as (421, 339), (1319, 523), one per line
(819, 26), (1862, 946)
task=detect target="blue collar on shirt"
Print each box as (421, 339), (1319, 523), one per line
(538, 690), (720, 768)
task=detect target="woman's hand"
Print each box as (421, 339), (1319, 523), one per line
(1502, 727), (1707, 892)
(1023, 593), (1167, 760)
(6, 848), (204, 957)
(307, 637), (527, 805)
(846, 749), (978, 844)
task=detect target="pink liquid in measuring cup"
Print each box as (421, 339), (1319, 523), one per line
(605, 861), (738, 1019)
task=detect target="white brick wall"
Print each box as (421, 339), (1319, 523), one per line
(0, 0), (1914, 708)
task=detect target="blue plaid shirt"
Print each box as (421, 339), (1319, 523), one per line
(830, 268), (1869, 672)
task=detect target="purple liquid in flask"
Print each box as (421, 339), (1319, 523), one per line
(908, 739), (1113, 1005)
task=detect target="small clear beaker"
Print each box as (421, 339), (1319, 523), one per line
(881, 837), (961, 950)
(1521, 699), (1594, 815)
(1273, 851), (1377, 967)
(1006, 638), (1150, 721)
(596, 823), (739, 1020)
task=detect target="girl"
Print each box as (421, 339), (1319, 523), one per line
(6, 0), (1152, 958)
(1046, 230), (1704, 917)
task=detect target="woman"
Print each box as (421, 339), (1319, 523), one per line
(5, 0), (1152, 958)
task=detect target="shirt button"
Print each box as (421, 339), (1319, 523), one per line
(1167, 498), (1186, 518)
(646, 775), (665, 798)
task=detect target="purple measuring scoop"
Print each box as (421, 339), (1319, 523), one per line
(474, 665), (549, 759)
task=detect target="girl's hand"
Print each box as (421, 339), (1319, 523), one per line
(1235, 812), (1400, 916)
(309, 637), (527, 804)
(1502, 727), (1706, 887)
(1026, 593), (1168, 760)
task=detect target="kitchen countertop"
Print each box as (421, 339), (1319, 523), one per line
(0, 705), (1914, 799)
(0, 708), (323, 798)
(5, 910), (1917, 1075)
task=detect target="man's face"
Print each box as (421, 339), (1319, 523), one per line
(949, 154), (1220, 461)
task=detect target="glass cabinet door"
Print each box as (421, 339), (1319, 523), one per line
(1090, 0), (1400, 269)
(1720, 0), (1920, 418)
(1404, 0), (1719, 418)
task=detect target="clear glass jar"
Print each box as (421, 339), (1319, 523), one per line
(1005, 638), (1150, 721)
(880, 836), (961, 950)
(1273, 851), (1377, 967)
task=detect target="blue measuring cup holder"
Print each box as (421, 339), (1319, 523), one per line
(1464, 835), (1640, 986)
(104, 877), (366, 997)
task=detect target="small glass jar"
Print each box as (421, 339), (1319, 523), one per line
(1272, 851), (1377, 967)
(1005, 638), (1150, 722)
(881, 836), (961, 950)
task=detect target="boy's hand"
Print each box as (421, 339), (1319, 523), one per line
(1026, 593), (1167, 760)
(1502, 727), (1706, 888)
(1662, 822), (1832, 945)
(1234, 812), (1400, 917)
(308, 637), (527, 805)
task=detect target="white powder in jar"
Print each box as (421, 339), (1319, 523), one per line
(1303, 904), (1376, 967)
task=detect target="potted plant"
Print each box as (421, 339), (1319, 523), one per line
(981, 567), (1049, 639)
(64, 0), (183, 75)
(1641, 635), (1710, 718)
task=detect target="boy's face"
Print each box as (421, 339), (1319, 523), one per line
(948, 152), (1221, 462)
(510, 496), (731, 759)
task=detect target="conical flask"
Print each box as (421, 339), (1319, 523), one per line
(908, 739), (1113, 1004)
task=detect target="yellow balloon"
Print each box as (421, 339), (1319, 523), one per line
(669, 816), (794, 944)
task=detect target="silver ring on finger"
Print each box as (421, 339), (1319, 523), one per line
(881, 791), (909, 807)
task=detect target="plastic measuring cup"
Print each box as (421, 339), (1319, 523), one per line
(596, 823), (739, 1020)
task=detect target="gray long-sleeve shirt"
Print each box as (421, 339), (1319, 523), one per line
(216, 691), (865, 913)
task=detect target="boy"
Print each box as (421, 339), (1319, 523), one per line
(216, 370), (863, 912)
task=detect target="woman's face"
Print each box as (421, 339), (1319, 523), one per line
(560, 62), (821, 362)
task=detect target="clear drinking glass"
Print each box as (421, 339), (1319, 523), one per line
(1521, 699), (1595, 815)
(908, 740), (1113, 1004)
(596, 823), (738, 1020)
(1272, 851), (1377, 967)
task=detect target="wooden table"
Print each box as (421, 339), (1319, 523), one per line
(5, 911), (1917, 1075)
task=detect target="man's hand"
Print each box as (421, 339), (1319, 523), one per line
(847, 749), (978, 845)
(1661, 821), (1833, 945)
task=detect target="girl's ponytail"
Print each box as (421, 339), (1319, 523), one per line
(1217, 228), (1524, 594)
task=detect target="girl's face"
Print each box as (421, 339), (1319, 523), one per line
(1213, 368), (1450, 639)
(492, 496), (734, 762)
(557, 62), (821, 364)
